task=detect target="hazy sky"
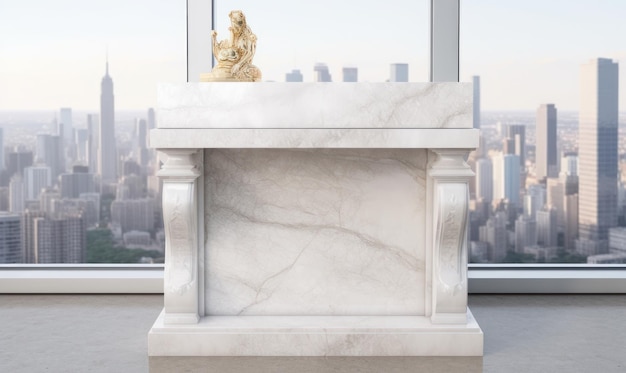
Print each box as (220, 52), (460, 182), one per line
(1, 0), (625, 111)
(213, 0), (430, 84)
(0, 0), (186, 111)
(461, 0), (626, 111)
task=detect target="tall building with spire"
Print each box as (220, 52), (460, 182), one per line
(99, 57), (117, 184)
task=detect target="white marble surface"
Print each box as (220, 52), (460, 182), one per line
(148, 309), (483, 356)
(150, 128), (479, 149)
(151, 82), (482, 356)
(204, 149), (427, 316)
(157, 83), (472, 129)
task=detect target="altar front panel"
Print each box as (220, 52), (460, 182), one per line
(203, 148), (427, 316)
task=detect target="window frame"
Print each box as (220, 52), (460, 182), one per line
(1, 0), (625, 294)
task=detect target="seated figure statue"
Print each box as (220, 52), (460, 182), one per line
(201, 10), (262, 82)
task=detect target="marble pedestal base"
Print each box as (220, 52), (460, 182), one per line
(148, 309), (483, 356)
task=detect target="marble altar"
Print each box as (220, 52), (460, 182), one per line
(148, 82), (483, 356)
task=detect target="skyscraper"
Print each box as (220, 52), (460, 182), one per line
(524, 184), (546, 220)
(472, 76), (480, 129)
(87, 114), (99, 174)
(79, 192), (101, 228)
(36, 134), (64, 182)
(99, 58), (117, 184)
(23, 166), (52, 201)
(9, 175), (24, 213)
(342, 67), (358, 82)
(39, 188), (60, 215)
(111, 198), (155, 233)
(475, 158), (493, 203)
(134, 118), (149, 167)
(493, 153), (521, 206)
(515, 215), (537, 252)
(74, 128), (88, 164)
(6, 148), (33, 180)
(537, 206), (558, 247)
(313, 64), (332, 82)
(60, 108), (73, 142)
(285, 69), (303, 82)
(0, 187), (8, 211)
(0, 128), (4, 171)
(22, 210), (46, 263)
(0, 212), (22, 264)
(564, 194), (579, 251)
(561, 152), (578, 176)
(577, 58), (619, 253)
(390, 63), (409, 82)
(479, 211), (507, 262)
(60, 169), (95, 199)
(536, 104), (558, 180)
(504, 124), (526, 169)
(147, 108), (156, 130)
(548, 154), (579, 231)
(34, 214), (86, 263)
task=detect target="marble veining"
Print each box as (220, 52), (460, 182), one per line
(164, 183), (195, 296)
(204, 149), (427, 316)
(158, 83), (472, 129)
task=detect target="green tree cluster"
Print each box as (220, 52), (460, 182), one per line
(87, 229), (164, 263)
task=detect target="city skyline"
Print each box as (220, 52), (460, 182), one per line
(2, 1), (626, 264)
(5, 1), (625, 111)
(467, 57), (626, 264)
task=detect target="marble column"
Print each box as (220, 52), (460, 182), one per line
(429, 149), (473, 324)
(158, 148), (203, 324)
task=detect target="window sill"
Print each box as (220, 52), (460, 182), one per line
(2, 264), (625, 294)
(0, 265), (164, 293)
(469, 264), (626, 293)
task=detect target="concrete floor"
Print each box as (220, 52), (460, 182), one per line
(1, 294), (625, 372)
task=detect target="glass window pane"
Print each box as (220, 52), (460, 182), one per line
(213, 0), (430, 82)
(461, 0), (626, 264)
(0, 0), (186, 264)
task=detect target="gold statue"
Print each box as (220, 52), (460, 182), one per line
(200, 10), (262, 82)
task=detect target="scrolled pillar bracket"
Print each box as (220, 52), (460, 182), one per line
(429, 149), (474, 324)
(157, 148), (202, 324)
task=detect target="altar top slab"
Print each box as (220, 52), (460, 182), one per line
(157, 83), (472, 129)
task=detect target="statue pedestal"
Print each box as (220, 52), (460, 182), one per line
(148, 83), (483, 356)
